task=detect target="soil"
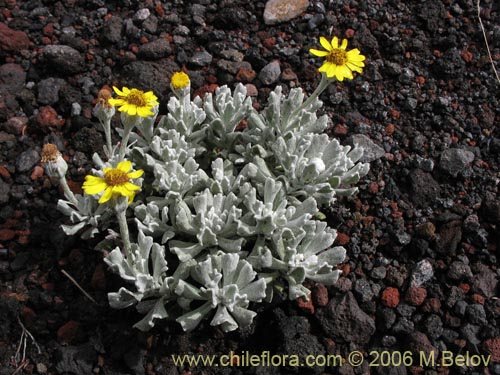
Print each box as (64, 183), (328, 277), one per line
(0, 0), (499, 374)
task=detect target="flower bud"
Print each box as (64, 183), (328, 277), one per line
(170, 71), (191, 98)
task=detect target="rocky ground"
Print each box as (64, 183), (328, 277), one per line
(0, 0), (499, 374)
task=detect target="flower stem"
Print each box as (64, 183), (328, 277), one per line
(118, 130), (131, 161)
(298, 73), (330, 113)
(59, 176), (78, 206)
(101, 118), (113, 159)
(116, 209), (132, 258)
(118, 116), (138, 161)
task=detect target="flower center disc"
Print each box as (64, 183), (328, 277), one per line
(104, 169), (129, 186)
(327, 49), (347, 65)
(127, 89), (147, 106)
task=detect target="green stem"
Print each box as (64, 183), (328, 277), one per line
(59, 176), (78, 206)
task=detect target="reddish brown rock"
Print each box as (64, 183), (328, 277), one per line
(36, 106), (65, 129)
(381, 287), (400, 308)
(0, 229), (15, 241)
(333, 124), (348, 136)
(193, 84), (218, 100)
(483, 338), (500, 362)
(422, 297), (441, 313)
(472, 293), (485, 305)
(281, 68), (297, 81)
(43, 23), (54, 37)
(236, 67), (257, 82)
(342, 264), (351, 276)
(313, 283), (329, 307)
(0, 165), (11, 179)
(65, 180), (83, 195)
(345, 29), (355, 38)
(335, 232), (350, 246)
(0, 23), (30, 52)
(31, 166), (44, 180)
(296, 294), (315, 314)
(385, 123), (395, 135)
(405, 287), (427, 306)
(57, 320), (81, 344)
(368, 182), (379, 194)
(460, 49), (473, 62)
(262, 37), (276, 49)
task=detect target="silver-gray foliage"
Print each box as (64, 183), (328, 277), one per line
(65, 83), (370, 332)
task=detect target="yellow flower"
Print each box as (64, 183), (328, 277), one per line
(171, 71), (190, 90)
(82, 160), (144, 204)
(309, 36), (366, 81)
(108, 86), (159, 117)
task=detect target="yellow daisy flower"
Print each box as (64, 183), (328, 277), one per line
(171, 71), (190, 90)
(309, 36), (366, 81)
(108, 86), (159, 117)
(82, 160), (144, 204)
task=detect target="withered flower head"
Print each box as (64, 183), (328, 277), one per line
(41, 143), (67, 178)
(98, 88), (113, 109)
(41, 143), (61, 163)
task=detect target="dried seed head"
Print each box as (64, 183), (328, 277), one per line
(41, 143), (61, 163)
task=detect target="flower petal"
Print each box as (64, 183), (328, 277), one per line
(113, 185), (136, 198)
(123, 182), (141, 191)
(346, 58), (365, 67)
(137, 106), (153, 117)
(346, 62), (363, 73)
(331, 36), (339, 49)
(127, 169), (144, 179)
(84, 175), (104, 184)
(112, 86), (127, 97)
(309, 48), (329, 57)
(326, 64), (338, 79)
(340, 39), (348, 50)
(83, 176), (107, 194)
(108, 98), (126, 106)
(336, 65), (353, 81)
(83, 182), (107, 195)
(117, 160), (132, 173)
(346, 50), (366, 62)
(318, 62), (332, 75)
(127, 105), (137, 116)
(144, 91), (158, 101)
(319, 36), (332, 51)
(98, 187), (114, 204)
(117, 104), (130, 113)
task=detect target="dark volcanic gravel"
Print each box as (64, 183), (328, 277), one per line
(0, 0), (499, 374)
